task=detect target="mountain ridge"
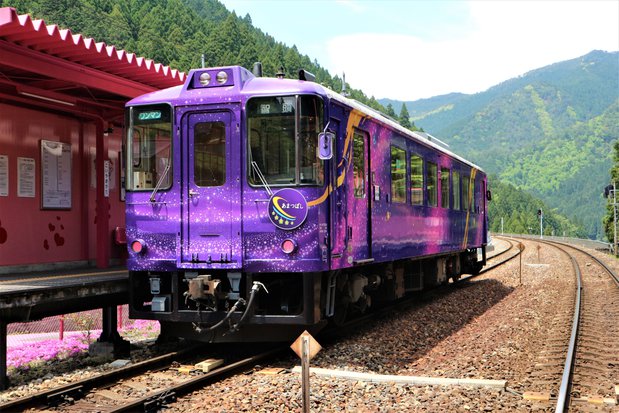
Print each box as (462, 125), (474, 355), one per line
(380, 50), (619, 239)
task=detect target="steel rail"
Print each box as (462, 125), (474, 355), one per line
(460, 238), (519, 283)
(0, 346), (203, 411)
(552, 246), (581, 413)
(512, 237), (582, 413)
(107, 347), (286, 413)
(550, 240), (619, 287)
(509, 237), (619, 411)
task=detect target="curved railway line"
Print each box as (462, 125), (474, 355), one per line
(506, 237), (619, 412)
(0, 241), (521, 412)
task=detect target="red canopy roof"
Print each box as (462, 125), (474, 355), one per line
(0, 7), (185, 116)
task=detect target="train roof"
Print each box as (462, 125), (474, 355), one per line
(127, 66), (484, 173)
(326, 90), (485, 173)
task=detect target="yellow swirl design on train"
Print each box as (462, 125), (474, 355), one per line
(308, 109), (366, 207)
(272, 196), (296, 220)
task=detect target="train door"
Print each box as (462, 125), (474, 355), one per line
(349, 128), (372, 264)
(180, 110), (241, 265)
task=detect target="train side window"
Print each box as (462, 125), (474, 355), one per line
(194, 121), (226, 186)
(410, 154), (423, 205)
(453, 170), (461, 210)
(440, 167), (450, 209)
(353, 131), (365, 198)
(427, 162), (438, 207)
(390, 146), (406, 203)
(472, 180), (477, 213)
(463, 174), (470, 211)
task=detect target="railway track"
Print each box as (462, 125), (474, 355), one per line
(1, 241), (519, 412)
(513, 238), (619, 412)
(0, 343), (281, 412)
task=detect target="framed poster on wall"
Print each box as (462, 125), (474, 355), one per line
(40, 140), (72, 209)
(17, 157), (35, 198)
(0, 155), (8, 196)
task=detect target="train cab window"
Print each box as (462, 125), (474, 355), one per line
(463, 174), (470, 211)
(126, 104), (172, 191)
(194, 121), (225, 186)
(247, 95), (324, 187)
(427, 162), (438, 207)
(390, 146), (406, 203)
(453, 170), (461, 210)
(353, 131), (366, 198)
(410, 154), (423, 205)
(440, 167), (450, 209)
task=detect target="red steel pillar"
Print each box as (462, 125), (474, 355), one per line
(95, 118), (110, 268)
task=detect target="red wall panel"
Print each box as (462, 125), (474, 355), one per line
(0, 103), (125, 267)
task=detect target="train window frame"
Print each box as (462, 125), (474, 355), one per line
(453, 170), (461, 211)
(472, 178), (478, 213)
(462, 174), (470, 211)
(193, 121), (226, 187)
(353, 129), (366, 199)
(410, 153), (424, 206)
(390, 145), (407, 204)
(246, 94), (325, 188)
(427, 161), (438, 207)
(440, 167), (450, 209)
(125, 103), (173, 192)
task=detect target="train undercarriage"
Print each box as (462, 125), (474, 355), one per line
(129, 248), (486, 342)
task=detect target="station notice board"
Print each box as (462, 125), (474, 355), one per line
(40, 140), (72, 209)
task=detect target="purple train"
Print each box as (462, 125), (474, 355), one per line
(124, 65), (489, 342)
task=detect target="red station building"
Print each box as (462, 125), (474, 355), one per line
(0, 7), (185, 272)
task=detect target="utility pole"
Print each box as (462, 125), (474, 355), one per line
(501, 217), (504, 235)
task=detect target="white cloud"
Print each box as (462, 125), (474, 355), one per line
(326, 0), (619, 100)
(335, 0), (367, 13)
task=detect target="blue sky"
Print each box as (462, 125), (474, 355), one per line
(220, 0), (619, 101)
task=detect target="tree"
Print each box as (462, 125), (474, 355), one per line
(603, 140), (619, 244)
(398, 104), (411, 129)
(385, 103), (396, 119)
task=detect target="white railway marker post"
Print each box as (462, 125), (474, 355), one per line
(291, 330), (322, 413)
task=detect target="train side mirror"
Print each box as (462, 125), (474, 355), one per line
(318, 132), (334, 160)
(486, 190), (492, 201)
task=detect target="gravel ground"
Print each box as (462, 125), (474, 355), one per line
(166, 238), (586, 412)
(3, 238), (616, 412)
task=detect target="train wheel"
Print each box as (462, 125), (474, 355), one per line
(331, 272), (350, 326)
(332, 294), (349, 326)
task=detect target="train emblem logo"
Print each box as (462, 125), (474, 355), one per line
(268, 188), (308, 230)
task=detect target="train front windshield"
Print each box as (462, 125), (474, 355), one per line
(247, 95), (324, 186)
(126, 104), (172, 191)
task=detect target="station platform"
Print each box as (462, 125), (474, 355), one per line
(0, 266), (128, 321)
(0, 266), (130, 389)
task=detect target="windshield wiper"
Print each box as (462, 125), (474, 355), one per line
(251, 161), (273, 196)
(150, 159), (171, 202)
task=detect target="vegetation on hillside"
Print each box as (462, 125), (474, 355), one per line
(382, 51), (619, 239)
(3, 0), (607, 239)
(1, 0), (424, 132)
(488, 177), (586, 238)
(603, 141), (619, 245)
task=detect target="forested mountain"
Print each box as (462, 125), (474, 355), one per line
(382, 51), (619, 239)
(2, 0), (611, 239)
(1, 0), (388, 112)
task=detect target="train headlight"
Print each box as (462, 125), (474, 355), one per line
(131, 239), (147, 254)
(199, 72), (211, 86)
(281, 239), (298, 254)
(216, 71), (228, 84)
